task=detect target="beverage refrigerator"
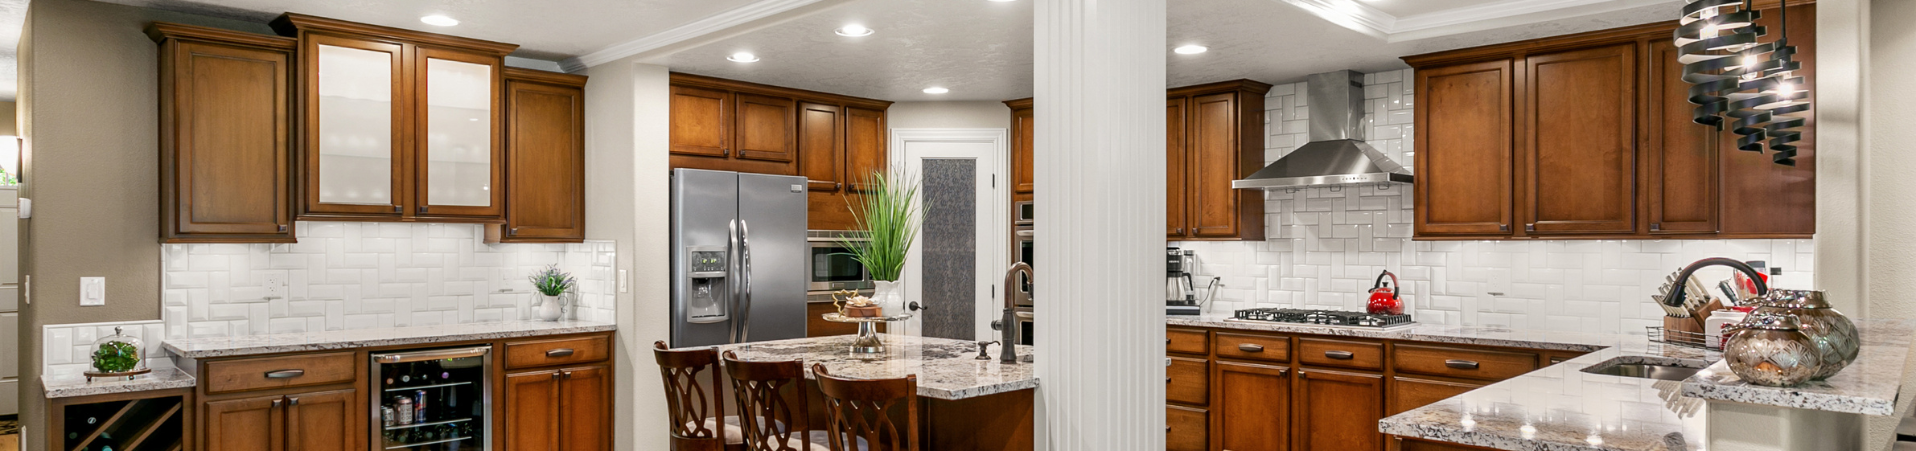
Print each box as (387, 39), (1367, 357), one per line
(370, 346), (492, 451)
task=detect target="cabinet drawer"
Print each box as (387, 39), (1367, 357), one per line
(506, 335), (610, 369)
(1393, 344), (1538, 381)
(205, 352), (356, 394)
(1167, 357), (1209, 406)
(1298, 338), (1384, 371)
(1167, 328), (1209, 355)
(1166, 405), (1209, 451)
(1214, 333), (1288, 363)
(1390, 377), (1483, 416)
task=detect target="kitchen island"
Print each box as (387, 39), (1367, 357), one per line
(699, 334), (1039, 450)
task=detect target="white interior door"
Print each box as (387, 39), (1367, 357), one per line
(895, 129), (1007, 340)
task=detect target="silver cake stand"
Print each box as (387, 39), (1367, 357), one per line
(821, 312), (914, 354)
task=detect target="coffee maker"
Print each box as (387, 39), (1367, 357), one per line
(1166, 248), (1209, 316)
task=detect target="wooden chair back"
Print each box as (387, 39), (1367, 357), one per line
(654, 341), (728, 451)
(812, 363), (920, 451)
(722, 351), (812, 451)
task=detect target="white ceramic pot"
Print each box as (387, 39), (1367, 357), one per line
(872, 280), (905, 315)
(537, 294), (565, 321)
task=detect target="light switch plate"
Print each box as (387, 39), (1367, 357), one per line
(79, 277), (104, 306)
(618, 270), (629, 293)
(262, 272), (287, 299)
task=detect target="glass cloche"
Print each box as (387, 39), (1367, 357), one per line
(87, 326), (148, 380)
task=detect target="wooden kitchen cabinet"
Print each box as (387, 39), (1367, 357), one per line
(1166, 405), (1209, 451)
(733, 93), (798, 164)
(151, 23), (298, 243)
(205, 389), (356, 451)
(1169, 81), (1270, 241)
(799, 102), (845, 193)
(1405, 4), (1816, 240)
(1166, 98), (1188, 237)
(275, 14), (517, 224)
(1389, 377), (1482, 416)
(670, 85), (731, 158)
(558, 366), (611, 451)
(1297, 368), (1385, 451)
(1007, 98), (1036, 195)
(504, 370), (560, 450)
(504, 367), (609, 451)
(1216, 361), (1291, 451)
(491, 68), (588, 243)
(204, 394), (284, 451)
(844, 107), (888, 192)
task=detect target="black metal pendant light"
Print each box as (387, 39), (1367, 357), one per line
(1676, 0), (1810, 166)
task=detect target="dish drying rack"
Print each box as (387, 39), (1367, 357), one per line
(1645, 326), (1712, 349)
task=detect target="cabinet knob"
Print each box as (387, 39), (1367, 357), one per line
(509, 228), (519, 236)
(1525, 224), (1536, 233)
(551, 372), (560, 380)
(836, 182), (844, 190)
(418, 206), (428, 214)
(278, 224), (288, 233)
(393, 205), (403, 213)
(722, 148), (730, 157)
(272, 398), (283, 408)
(562, 371), (573, 380)
(1499, 224), (1510, 232)
(288, 397), (300, 406)
(1175, 228), (1185, 235)
(1651, 223), (1662, 232)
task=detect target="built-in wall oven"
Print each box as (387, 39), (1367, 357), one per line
(808, 230), (874, 295)
(1012, 201), (1035, 346)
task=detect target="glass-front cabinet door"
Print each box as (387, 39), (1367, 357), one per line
(306, 34), (406, 217)
(414, 47), (503, 218)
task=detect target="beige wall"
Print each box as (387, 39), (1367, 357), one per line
(17, 0), (276, 447)
(887, 101), (1012, 130)
(0, 100), (17, 136)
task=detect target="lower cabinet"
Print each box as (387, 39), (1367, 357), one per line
(1165, 405), (1209, 451)
(1296, 368), (1385, 451)
(505, 365), (611, 451)
(204, 389), (357, 451)
(1216, 361), (1291, 451)
(1388, 377), (1483, 416)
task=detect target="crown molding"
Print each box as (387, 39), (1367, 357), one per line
(1275, 0), (1686, 43)
(1276, 0), (1393, 39)
(559, 0), (826, 73)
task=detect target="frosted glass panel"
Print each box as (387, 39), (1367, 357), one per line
(424, 58), (493, 207)
(316, 44), (393, 205)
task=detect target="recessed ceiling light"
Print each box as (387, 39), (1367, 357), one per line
(988, 0), (1016, 2)
(835, 24), (874, 37)
(420, 15), (459, 27)
(728, 52), (760, 63)
(923, 87), (950, 94)
(1173, 45), (1208, 55)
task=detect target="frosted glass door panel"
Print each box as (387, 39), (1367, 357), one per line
(316, 44), (394, 205)
(424, 57), (493, 207)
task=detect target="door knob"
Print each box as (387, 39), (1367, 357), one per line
(908, 301), (923, 312)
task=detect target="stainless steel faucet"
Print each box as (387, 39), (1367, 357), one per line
(1001, 262), (1033, 364)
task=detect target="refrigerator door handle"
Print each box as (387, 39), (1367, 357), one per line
(727, 219), (742, 344)
(737, 220), (754, 343)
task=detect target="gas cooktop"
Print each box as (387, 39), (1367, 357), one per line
(1225, 308), (1417, 331)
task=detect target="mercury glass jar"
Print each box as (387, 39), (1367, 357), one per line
(1752, 289), (1859, 380)
(88, 326), (147, 375)
(1723, 312), (1820, 387)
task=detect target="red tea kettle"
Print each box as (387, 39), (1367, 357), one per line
(1367, 270), (1403, 315)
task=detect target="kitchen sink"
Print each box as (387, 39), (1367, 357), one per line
(1580, 360), (1704, 381)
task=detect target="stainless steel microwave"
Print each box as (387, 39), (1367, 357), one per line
(807, 230), (874, 294)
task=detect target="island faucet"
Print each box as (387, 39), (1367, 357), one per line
(1001, 262), (1033, 364)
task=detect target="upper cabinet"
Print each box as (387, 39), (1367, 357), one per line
(1404, 3), (1816, 240)
(667, 74), (891, 230)
(490, 68), (588, 243)
(1006, 98), (1036, 197)
(150, 23), (298, 243)
(273, 13), (517, 223)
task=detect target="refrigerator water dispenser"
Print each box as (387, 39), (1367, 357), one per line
(684, 245), (730, 324)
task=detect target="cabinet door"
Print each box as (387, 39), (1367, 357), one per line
(1415, 59), (1514, 236)
(1186, 92), (1241, 238)
(559, 366), (611, 451)
(1719, 3), (1817, 237)
(414, 47), (504, 219)
(502, 80), (586, 241)
(1296, 368), (1385, 451)
(1166, 97), (1188, 238)
(162, 38), (294, 242)
(304, 34), (406, 217)
(1523, 44), (1637, 235)
(505, 370), (561, 451)
(798, 102), (843, 193)
(1166, 356), (1208, 406)
(844, 107), (888, 191)
(1165, 405), (1208, 451)
(285, 389), (357, 451)
(1010, 105), (1035, 194)
(1389, 377), (1481, 416)
(1643, 38), (1718, 235)
(669, 85), (730, 158)
(733, 93), (797, 163)
(1216, 361), (1289, 451)
(204, 394), (285, 451)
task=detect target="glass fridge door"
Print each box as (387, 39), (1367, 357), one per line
(372, 346), (491, 451)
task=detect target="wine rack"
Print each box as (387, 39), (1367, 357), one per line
(53, 390), (187, 451)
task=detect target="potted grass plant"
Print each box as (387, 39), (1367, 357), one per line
(843, 170), (922, 314)
(528, 264), (576, 321)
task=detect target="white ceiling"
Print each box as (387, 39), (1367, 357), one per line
(0, 0), (25, 102)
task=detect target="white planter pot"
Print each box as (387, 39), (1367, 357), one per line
(536, 294), (565, 321)
(872, 280), (905, 314)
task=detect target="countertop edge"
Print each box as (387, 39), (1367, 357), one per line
(43, 368), (198, 400)
(163, 321), (618, 359)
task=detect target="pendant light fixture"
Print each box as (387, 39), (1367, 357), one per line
(1676, 0), (1810, 166)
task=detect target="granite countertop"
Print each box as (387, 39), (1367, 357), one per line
(700, 334), (1037, 400)
(43, 367), (198, 399)
(164, 320), (617, 359)
(1180, 314), (1915, 451)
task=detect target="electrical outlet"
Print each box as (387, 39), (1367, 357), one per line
(80, 277), (105, 306)
(263, 272), (287, 299)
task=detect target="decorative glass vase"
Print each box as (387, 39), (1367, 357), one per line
(1751, 289), (1859, 380)
(872, 280), (905, 315)
(87, 326), (148, 380)
(1724, 312), (1820, 386)
(535, 293), (567, 322)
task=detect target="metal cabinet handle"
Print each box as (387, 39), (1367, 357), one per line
(265, 369), (305, 379)
(272, 398), (283, 408)
(1166, 426), (1172, 432)
(1499, 224), (1510, 232)
(836, 182), (844, 190)
(278, 224), (288, 232)
(562, 371), (573, 380)
(1237, 344), (1264, 353)
(551, 372), (560, 380)
(418, 206), (428, 214)
(509, 228), (520, 236)
(1165, 338), (1172, 345)
(1166, 377), (1172, 383)
(722, 148), (730, 157)
(1525, 224), (1536, 232)
(546, 348), (575, 358)
(1650, 223), (1663, 232)
(1325, 350), (1355, 360)
(1175, 228), (1185, 235)
(393, 205), (403, 213)
(289, 397), (300, 406)
(1445, 359), (1481, 370)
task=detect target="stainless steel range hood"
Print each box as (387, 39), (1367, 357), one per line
(1232, 71), (1414, 190)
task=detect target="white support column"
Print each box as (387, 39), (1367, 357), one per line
(1032, 1), (1167, 450)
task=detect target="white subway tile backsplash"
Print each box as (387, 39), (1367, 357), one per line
(1173, 69), (1814, 335)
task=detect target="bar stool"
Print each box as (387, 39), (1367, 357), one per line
(812, 363), (919, 451)
(653, 341), (745, 451)
(721, 351), (833, 451)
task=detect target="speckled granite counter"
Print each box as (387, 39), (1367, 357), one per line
(164, 320), (617, 359)
(42, 367), (198, 399)
(700, 334), (1036, 400)
(1177, 315), (1915, 451)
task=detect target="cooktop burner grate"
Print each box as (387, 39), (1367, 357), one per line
(1230, 308), (1415, 328)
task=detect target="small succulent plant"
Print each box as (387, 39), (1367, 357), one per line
(92, 341), (140, 373)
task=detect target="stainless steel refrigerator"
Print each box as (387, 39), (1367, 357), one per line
(670, 169), (809, 347)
